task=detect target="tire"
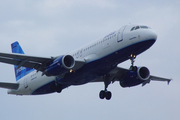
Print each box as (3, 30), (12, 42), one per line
(99, 90), (105, 99)
(105, 91), (112, 100)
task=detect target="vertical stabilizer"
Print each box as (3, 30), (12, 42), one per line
(11, 41), (34, 81)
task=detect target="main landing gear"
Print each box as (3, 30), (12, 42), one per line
(99, 90), (112, 100)
(99, 54), (137, 100)
(129, 54), (137, 71)
(99, 75), (112, 100)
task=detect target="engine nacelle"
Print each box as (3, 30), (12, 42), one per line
(120, 66), (150, 87)
(44, 55), (75, 76)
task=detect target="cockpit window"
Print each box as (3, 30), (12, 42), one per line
(130, 25), (150, 31)
(140, 26), (148, 29)
(135, 26), (140, 30)
(130, 27), (135, 31)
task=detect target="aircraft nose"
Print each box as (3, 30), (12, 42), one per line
(148, 30), (157, 41)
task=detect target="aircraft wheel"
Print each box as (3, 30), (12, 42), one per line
(99, 90), (105, 99)
(105, 91), (112, 100)
(99, 90), (112, 100)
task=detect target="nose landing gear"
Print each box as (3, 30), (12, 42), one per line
(129, 54), (137, 71)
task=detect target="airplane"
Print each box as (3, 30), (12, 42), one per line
(0, 24), (171, 100)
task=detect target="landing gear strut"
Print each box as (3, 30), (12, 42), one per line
(50, 77), (62, 93)
(129, 54), (137, 71)
(99, 75), (112, 100)
(55, 77), (62, 93)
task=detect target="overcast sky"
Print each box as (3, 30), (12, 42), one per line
(0, 0), (180, 120)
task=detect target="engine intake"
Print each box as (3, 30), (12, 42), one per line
(137, 66), (150, 80)
(62, 55), (75, 69)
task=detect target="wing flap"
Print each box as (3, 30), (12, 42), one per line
(0, 82), (19, 89)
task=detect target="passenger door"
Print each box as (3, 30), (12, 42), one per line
(24, 78), (28, 89)
(117, 26), (126, 43)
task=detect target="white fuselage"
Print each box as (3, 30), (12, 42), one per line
(8, 24), (157, 95)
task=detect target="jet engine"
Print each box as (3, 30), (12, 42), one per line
(120, 66), (150, 87)
(44, 55), (75, 76)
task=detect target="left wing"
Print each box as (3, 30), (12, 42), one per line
(92, 67), (171, 86)
(142, 75), (171, 86)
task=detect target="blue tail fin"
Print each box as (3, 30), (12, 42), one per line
(11, 41), (34, 81)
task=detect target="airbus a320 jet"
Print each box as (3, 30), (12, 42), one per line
(0, 24), (171, 100)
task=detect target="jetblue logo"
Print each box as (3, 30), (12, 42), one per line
(16, 67), (26, 75)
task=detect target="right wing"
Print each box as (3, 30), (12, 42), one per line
(0, 82), (19, 90)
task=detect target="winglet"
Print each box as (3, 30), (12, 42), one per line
(167, 79), (172, 85)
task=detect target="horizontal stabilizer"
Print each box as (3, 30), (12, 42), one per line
(0, 82), (19, 90)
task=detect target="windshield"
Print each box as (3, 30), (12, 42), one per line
(130, 25), (150, 31)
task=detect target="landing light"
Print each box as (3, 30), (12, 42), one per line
(70, 69), (73, 73)
(130, 54), (136, 59)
